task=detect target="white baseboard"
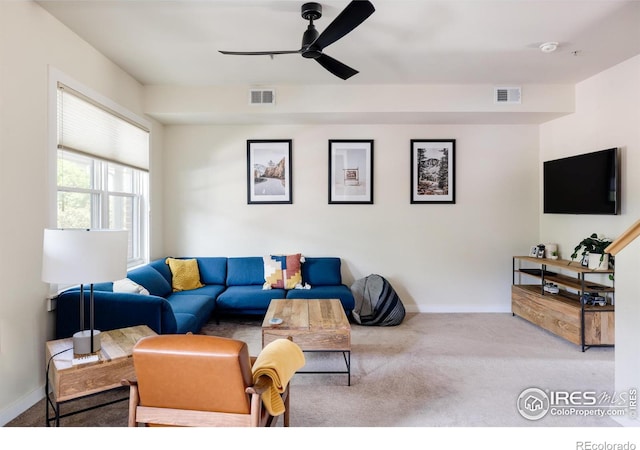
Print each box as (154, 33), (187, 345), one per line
(405, 305), (512, 314)
(0, 385), (44, 426)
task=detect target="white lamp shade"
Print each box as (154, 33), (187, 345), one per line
(42, 229), (128, 284)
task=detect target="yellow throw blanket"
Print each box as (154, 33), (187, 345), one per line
(252, 338), (305, 416)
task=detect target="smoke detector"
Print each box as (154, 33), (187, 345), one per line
(539, 42), (558, 53)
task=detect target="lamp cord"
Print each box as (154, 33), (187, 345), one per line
(46, 347), (73, 381)
(45, 346), (72, 426)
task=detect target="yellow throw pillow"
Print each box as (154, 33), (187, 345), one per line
(165, 258), (204, 292)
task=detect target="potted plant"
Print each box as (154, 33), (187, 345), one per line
(570, 233), (613, 270)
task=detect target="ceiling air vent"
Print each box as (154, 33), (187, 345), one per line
(494, 87), (521, 104)
(249, 89), (275, 105)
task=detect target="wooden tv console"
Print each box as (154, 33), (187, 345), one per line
(512, 256), (614, 352)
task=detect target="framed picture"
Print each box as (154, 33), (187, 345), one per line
(410, 139), (455, 204)
(247, 140), (292, 204)
(529, 246), (539, 257)
(328, 140), (374, 204)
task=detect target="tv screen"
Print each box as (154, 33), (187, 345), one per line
(543, 148), (619, 215)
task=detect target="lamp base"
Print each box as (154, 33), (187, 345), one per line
(73, 330), (101, 354)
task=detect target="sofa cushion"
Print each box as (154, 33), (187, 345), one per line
(165, 258), (205, 292)
(216, 285), (287, 312)
(167, 292), (217, 332)
(196, 257), (227, 285)
(127, 265), (172, 298)
(286, 285), (355, 311)
(226, 257), (265, 286)
(169, 284), (226, 300)
(302, 257), (342, 286)
(166, 293), (216, 315)
(263, 254), (302, 290)
(148, 258), (173, 284)
(173, 312), (200, 334)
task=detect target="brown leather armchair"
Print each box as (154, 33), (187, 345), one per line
(122, 334), (301, 427)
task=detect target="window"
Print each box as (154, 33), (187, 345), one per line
(55, 82), (149, 268)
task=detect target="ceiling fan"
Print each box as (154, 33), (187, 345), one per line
(218, 1), (375, 80)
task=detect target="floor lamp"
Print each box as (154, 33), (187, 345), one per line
(42, 229), (128, 354)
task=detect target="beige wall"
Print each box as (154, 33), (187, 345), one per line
(162, 123), (539, 312)
(0, 2), (164, 424)
(540, 54), (640, 425)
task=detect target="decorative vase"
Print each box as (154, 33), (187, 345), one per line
(588, 253), (609, 270)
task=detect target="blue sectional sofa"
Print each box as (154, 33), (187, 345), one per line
(55, 256), (355, 339)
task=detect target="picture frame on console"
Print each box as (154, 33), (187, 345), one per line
(247, 140), (292, 204)
(410, 139), (456, 204)
(328, 140), (374, 204)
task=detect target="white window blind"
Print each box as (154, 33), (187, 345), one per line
(57, 83), (150, 170)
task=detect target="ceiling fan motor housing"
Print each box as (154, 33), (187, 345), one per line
(301, 3), (322, 58)
(302, 25), (321, 58)
(301, 2), (322, 21)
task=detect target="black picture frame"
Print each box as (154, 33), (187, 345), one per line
(328, 140), (374, 204)
(410, 139), (456, 204)
(247, 140), (292, 204)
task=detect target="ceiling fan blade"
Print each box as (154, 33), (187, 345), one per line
(315, 53), (358, 80)
(219, 49), (301, 56)
(313, 0), (375, 50)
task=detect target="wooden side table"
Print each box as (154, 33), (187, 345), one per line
(45, 325), (156, 426)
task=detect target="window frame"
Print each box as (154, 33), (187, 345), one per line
(48, 68), (151, 270)
(56, 150), (149, 268)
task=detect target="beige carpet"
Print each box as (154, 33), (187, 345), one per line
(6, 313), (618, 428)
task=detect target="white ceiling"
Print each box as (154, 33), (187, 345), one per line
(37, 0), (640, 87)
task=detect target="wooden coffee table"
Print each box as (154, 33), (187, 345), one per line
(45, 324), (156, 426)
(262, 299), (351, 385)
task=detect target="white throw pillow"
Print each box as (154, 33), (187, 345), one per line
(113, 278), (150, 295)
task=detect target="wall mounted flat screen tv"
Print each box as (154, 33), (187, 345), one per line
(543, 148), (619, 215)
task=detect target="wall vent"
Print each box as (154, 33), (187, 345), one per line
(494, 87), (521, 104)
(249, 89), (275, 105)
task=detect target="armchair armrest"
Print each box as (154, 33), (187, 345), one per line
(121, 378), (140, 427)
(245, 376), (271, 395)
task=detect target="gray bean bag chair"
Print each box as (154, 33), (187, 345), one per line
(350, 274), (405, 326)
